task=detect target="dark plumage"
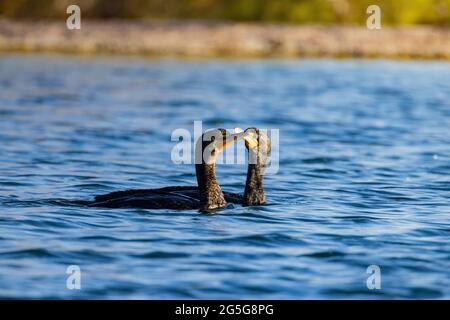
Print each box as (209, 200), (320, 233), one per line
(88, 186), (243, 210)
(243, 127), (270, 206)
(82, 128), (270, 211)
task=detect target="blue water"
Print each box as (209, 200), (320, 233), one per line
(0, 54), (449, 299)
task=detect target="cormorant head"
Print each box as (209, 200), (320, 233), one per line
(196, 128), (251, 165)
(243, 127), (271, 169)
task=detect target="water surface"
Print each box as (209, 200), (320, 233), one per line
(0, 54), (449, 299)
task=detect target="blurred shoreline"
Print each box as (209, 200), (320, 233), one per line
(1, 19), (450, 59)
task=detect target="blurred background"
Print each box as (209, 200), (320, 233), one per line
(0, 0), (449, 25)
(1, 0), (450, 59)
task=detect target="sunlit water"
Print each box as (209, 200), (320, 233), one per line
(0, 54), (449, 299)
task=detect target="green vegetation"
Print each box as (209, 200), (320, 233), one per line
(1, 0), (449, 25)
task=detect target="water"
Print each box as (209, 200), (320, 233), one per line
(0, 54), (449, 299)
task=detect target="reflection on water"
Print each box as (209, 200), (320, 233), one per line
(0, 54), (449, 299)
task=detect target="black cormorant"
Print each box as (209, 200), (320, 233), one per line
(84, 128), (269, 211)
(242, 127), (270, 206)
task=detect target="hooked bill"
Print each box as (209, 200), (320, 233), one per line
(235, 127), (258, 149)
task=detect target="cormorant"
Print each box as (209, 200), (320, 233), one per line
(83, 128), (270, 211)
(242, 127), (270, 206)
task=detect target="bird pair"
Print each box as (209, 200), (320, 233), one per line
(87, 127), (270, 212)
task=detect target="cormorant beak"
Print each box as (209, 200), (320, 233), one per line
(235, 127), (259, 149)
(201, 129), (254, 165)
(216, 129), (253, 151)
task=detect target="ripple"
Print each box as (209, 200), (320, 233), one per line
(217, 233), (308, 247)
(0, 248), (56, 259)
(304, 251), (346, 258)
(302, 157), (339, 164)
(131, 251), (191, 259)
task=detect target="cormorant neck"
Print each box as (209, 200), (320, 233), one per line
(196, 163), (227, 211)
(243, 162), (266, 207)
